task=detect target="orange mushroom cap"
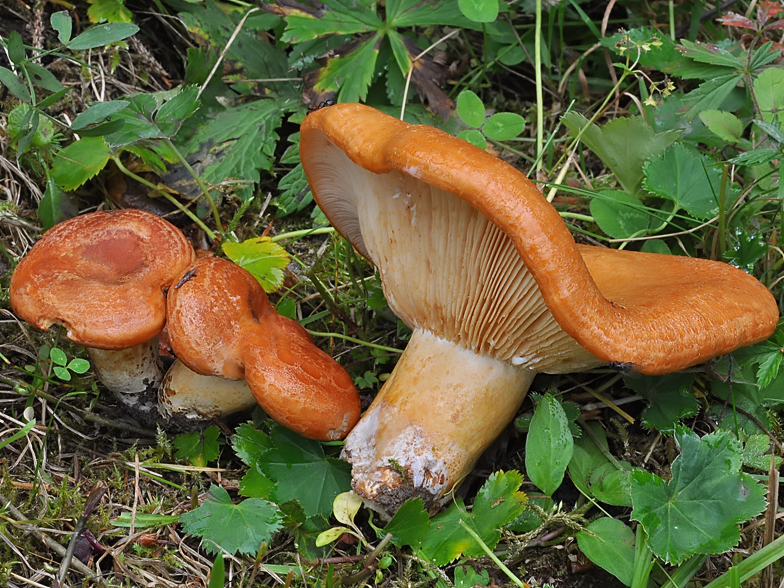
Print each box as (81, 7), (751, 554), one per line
(300, 103), (779, 375)
(10, 209), (196, 350)
(166, 257), (361, 440)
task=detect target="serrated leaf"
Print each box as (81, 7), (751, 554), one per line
(0, 66), (32, 102)
(562, 113), (679, 195)
(644, 143), (721, 219)
(222, 237), (290, 293)
(754, 67), (784, 126)
(678, 40), (743, 69)
(68, 22), (139, 50)
(699, 110), (744, 143)
(682, 74), (743, 120)
(180, 485), (283, 555)
(525, 393), (573, 495)
(387, 0), (475, 28)
(155, 86), (200, 135)
(239, 468), (275, 499)
(232, 422), (272, 467)
(630, 427), (766, 565)
(175, 100), (285, 202)
(174, 426), (222, 467)
(275, 164), (313, 217)
(420, 471), (526, 565)
(728, 148), (779, 166)
(25, 63), (64, 93)
(454, 566), (490, 588)
(753, 119), (784, 144)
(576, 518), (635, 586)
(312, 33), (381, 103)
(458, 0), (498, 23)
(456, 90), (485, 128)
(384, 498), (430, 547)
(274, 0), (381, 44)
(71, 100), (130, 130)
(623, 373), (698, 433)
(51, 11), (73, 44)
(483, 112), (524, 141)
(51, 137), (112, 191)
(590, 190), (652, 239)
(258, 424), (352, 518)
(742, 434), (782, 471)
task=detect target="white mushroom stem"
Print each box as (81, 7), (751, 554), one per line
(342, 329), (535, 518)
(159, 359), (257, 426)
(87, 339), (163, 418)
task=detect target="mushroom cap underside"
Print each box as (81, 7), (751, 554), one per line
(10, 209), (195, 349)
(300, 103), (779, 375)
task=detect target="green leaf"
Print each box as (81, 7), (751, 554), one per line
(279, 0), (380, 43)
(699, 110), (744, 143)
(239, 468), (275, 499)
(623, 373), (698, 433)
(630, 427), (766, 565)
(51, 137), (111, 191)
(420, 471), (526, 564)
(0, 66), (32, 102)
(174, 426), (223, 467)
(568, 421), (609, 497)
(154, 86), (200, 135)
(333, 491), (362, 526)
(525, 393), (573, 495)
(316, 525), (354, 546)
(454, 566), (490, 588)
(49, 348), (68, 366)
(387, 0), (475, 28)
(39, 174), (72, 231)
(222, 238), (290, 293)
(51, 11), (73, 44)
(7, 31), (26, 65)
(644, 144), (721, 219)
(8, 103), (55, 149)
(112, 512), (180, 528)
(180, 485), (283, 556)
(727, 148), (779, 166)
(25, 63), (64, 93)
(67, 358), (91, 374)
(590, 190), (652, 239)
(483, 112), (524, 141)
(458, 129), (487, 149)
(678, 40), (743, 69)
(384, 498), (430, 547)
(754, 67), (784, 126)
(313, 34), (381, 103)
(232, 422), (272, 468)
(68, 22), (140, 50)
(576, 518), (635, 586)
(176, 100), (285, 202)
(562, 113), (679, 195)
(589, 462), (632, 507)
(208, 554), (225, 588)
(53, 366), (71, 381)
(682, 74), (744, 121)
(71, 100), (130, 130)
(742, 434), (783, 472)
(456, 90), (485, 128)
(458, 0), (498, 23)
(87, 0), (134, 24)
(258, 424), (352, 518)
(275, 164), (313, 217)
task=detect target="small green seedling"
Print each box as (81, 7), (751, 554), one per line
(48, 347), (90, 382)
(456, 90), (525, 150)
(315, 491), (366, 547)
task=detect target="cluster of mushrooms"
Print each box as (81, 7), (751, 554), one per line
(9, 102), (780, 519)
(9, 209), (360, 440)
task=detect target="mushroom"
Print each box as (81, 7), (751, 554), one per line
(299, 103), (780, 516)
(10, 209), (196, 423)
(166, 256), (361, 440)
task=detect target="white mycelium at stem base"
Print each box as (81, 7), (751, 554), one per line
(343, 329), (535, 516)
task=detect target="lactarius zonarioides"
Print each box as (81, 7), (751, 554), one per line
(166, 256), (361, 440)
(299, 102), (780, 517)
(10, 209), (195, 424)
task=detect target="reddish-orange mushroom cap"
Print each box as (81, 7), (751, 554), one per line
(10, 209), (196, 349)
(166, 257), (361, 440)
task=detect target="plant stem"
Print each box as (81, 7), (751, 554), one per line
(534, 0), (544, 171)
(457, 520), (530, 588)
(163, 138), (224, 235)
(111, 156), (218, 241)
(271, 227), (337, 242)
(306, 330), (402, 354)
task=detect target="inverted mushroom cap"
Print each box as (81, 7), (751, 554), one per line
(300, 103), (779, 375)
(166, 256), (361, 440)
(10, 209), (196, 350)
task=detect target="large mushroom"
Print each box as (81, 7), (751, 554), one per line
(10, 209), (195, 423)
(166, 256), (361, 440)
(299, 103), (780, 516)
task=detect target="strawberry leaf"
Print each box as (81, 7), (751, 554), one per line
(51, 136), (112, 191)
(180, 485), (283, 555)
(222, 238), (290, 293)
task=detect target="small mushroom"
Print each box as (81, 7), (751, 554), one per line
(166, 256), (361, 440)
(10, 209), (196, 423)
(299, 103), (780, 516)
